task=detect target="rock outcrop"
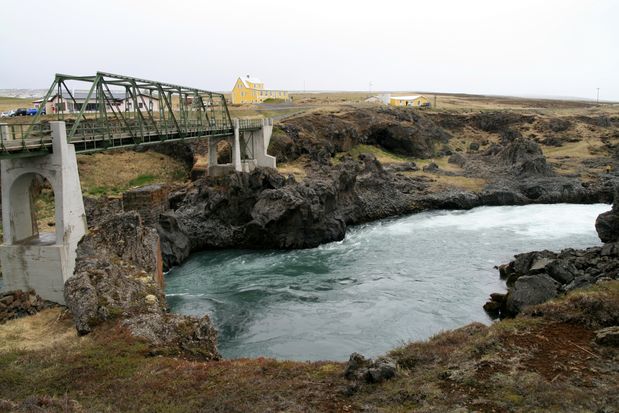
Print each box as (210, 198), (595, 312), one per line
(64, 212), (219, 359)
(344, 352), (397, 384)
(596, 190), (619, 243)
(497, 138), (554, 177)
(485, 194), (619, 317)
(157, 156), (614, 269)
(159, 155), (429, 266)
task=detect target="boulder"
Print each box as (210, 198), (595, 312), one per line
(505, 274), (560, 315)
(595, 195), (619, 243)
(344, 352), (397, 383)
(545, 259), (579, 284)
(497, 138), (553, 177)
(515, 250), (556, 273)
(528, 257), (555, 274)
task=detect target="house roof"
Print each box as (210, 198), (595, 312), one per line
(391, 95), (425, 101)
(240, 76), (263, 88)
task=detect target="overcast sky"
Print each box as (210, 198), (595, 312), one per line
(1, 0), (617, 100)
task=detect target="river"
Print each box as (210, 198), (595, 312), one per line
(166, 203), (609, 361)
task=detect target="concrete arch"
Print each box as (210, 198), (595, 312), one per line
(6, 170), (60, 244)
(0, 122), (87, 304)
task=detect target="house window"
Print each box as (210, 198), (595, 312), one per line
(138, 102), (144, 108)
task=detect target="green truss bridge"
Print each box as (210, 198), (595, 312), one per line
(0, 71), (266, 158)
(0, 72), (277, 304)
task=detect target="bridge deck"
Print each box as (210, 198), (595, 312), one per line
(0, 118), (264, 158)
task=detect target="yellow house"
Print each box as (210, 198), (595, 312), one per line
(231, 75), (289, 104)
(389, 95), (430, 108)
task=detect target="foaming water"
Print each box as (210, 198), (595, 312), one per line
(166, 203), (609, 361)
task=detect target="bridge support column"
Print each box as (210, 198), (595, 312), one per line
(208, 137), (218, 169)
(232, 119), (242, 172)
(0, 121), (87, 304)
(206, 118), (276, 176)
(241, 118), (276, 169)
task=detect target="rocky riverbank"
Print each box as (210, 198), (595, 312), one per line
(484, 191), (619, 318)
(131, 107), (619, 268)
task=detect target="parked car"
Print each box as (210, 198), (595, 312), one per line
(0, 110), (15, 118)
(13, 108), (28, 116)
(26, 108), (38, 116)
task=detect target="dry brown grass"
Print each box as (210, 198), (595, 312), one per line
(0, 283), (617, 412)
(0, 97), (33, 112)
(336, 144), (415, 165)
(0, 308), (84, 352)
(77, 151), (187, 196)
(277, 155), (309, 181)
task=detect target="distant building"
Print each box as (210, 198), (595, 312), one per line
(33, 90), (160, 114)
(231, 75), (289, 104)
(389, 95), (430, 108)
(365, 94), (391, 104)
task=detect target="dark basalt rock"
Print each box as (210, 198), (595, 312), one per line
(159, 156), (428, 267)
(505, 274), (560, 315)
(487, 205), (619, 318)
(497, 138), (553, 177)
(596, 190), (619, 243)
(156, 212), (191, 269)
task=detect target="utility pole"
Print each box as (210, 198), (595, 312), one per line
(596, 88), (600, 104)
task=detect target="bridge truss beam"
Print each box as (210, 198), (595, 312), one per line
(24, 71), (234, 153)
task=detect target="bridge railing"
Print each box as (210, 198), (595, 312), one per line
(237, 118), (264, 130)
(0, 123), (52, 158)
(0, 116), (269, 157)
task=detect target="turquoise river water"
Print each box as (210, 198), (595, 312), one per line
(166, 203), (609, 361)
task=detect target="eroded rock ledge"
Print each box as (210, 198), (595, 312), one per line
(64, 212), (219, 360)
(158, 158), (614, 269)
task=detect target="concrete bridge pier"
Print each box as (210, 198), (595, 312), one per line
(0, 121), (87, 304)
(240, 118), (276, 170)
(207, 118), (276, 177)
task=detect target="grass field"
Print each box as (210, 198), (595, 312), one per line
(0, 281), (616, 412)
(0, 97), (34, 112)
